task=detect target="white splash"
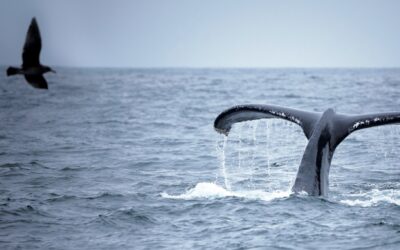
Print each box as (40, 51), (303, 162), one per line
(161, 182), (291, 201)
(161, 182), (231, 199)
(339, 189), (400, 207)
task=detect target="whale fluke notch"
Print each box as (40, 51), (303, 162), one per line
(214, 104), (400, 196)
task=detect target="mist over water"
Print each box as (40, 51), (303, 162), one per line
(0, 68), (399, 249)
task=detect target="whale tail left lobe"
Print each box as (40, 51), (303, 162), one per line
(214, 104), (321, 139)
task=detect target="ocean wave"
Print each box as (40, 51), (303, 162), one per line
(0, 205), (53, 220)
(0, 163), (22, 168)
(161, 182), (291, 202)
(94, 208), (156, 227)
(60, 166), (85, 171)
(47, 192), (125, 202)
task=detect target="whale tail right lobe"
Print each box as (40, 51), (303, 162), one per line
(6, 67), (20, 76)
(331, 112), (400, 150)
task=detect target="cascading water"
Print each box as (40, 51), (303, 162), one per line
(216, 135), (230, 190)
(265, 121), (271, 190)
(214, 119), (306, 194)
(215, 120), (272, 191)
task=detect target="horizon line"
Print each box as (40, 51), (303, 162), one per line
(2, 65), (400, 70)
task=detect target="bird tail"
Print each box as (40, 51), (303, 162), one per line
(7, 67), (21, 76)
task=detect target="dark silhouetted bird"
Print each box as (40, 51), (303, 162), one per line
(6, 17), (55, 89)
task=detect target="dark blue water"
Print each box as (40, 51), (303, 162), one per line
(0, 68), (399, 249)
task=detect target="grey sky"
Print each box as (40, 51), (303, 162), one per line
(1, 0), (400, 68)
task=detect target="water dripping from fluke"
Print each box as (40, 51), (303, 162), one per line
(216, 135), (231, 190)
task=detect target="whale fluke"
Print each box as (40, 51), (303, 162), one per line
(331, 112), (400, 148)
(6, 17), (55, 89)
(214, 104), (321, 138)
(214, 104), (400, 196)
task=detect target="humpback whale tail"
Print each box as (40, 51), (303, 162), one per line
(214, 104), (400, 196)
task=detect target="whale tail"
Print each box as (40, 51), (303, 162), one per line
(6, 67), (21, 76)
(214, 104), (400, 149)
(214, 104), (400, 196)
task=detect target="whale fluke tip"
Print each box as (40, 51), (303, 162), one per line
(214, 127), (230, 136)
(213, 112), (231, 135)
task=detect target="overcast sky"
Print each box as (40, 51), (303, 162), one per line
(1, 0), (399, 68)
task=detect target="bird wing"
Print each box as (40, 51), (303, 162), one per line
(22, 18), (42, 68)
(24, 74), (48, 89)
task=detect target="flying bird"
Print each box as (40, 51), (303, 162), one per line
(6, 17), (55, 89)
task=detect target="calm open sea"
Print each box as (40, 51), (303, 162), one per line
(0, 68), (399, 249)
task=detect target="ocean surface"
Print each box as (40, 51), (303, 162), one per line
(0, 68), (399, 249)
